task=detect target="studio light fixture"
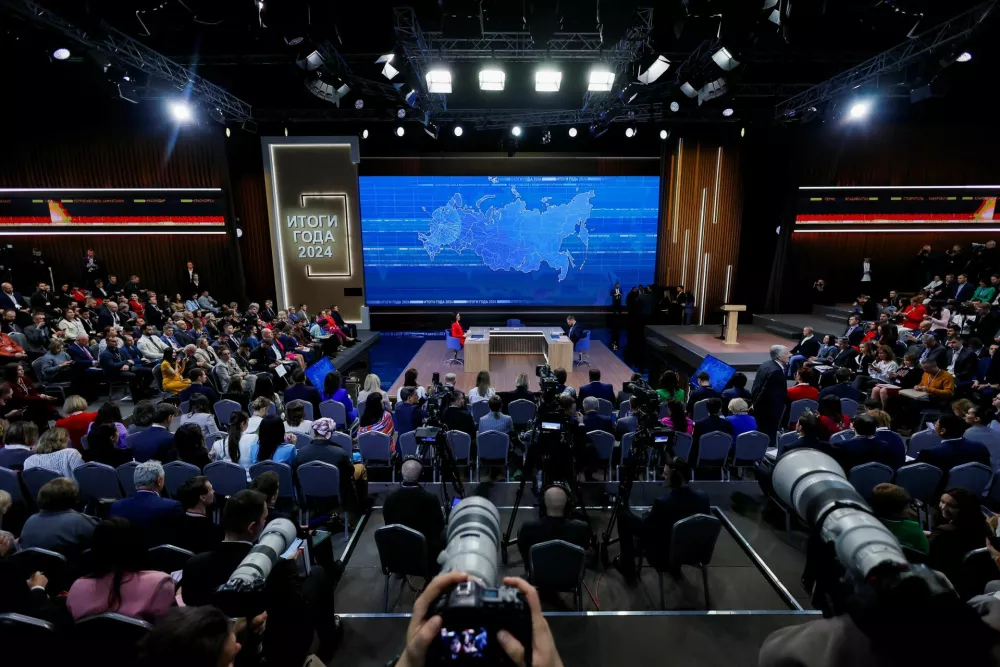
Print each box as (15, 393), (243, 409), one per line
(424, 124), (440, 140)
(712, 47), (741, 71)
(588, 68), (615, 92)
(568, 127), (578, 137)
(355, 99), (364, 110)
(722, 108), (734, 117)
(625, 126), (636, 138)
(426, 68), (452, 94)
(957, 51), (972, 62)
(225, 127), (231, 138)
(167, 100), (193, 123)
(659, 129), (668, 140)
(397, 108), (407, 119)
(669, 101), (680, 112)
(680, 83), (697, 98)
(541, 129), (552, 145)
(741, 127), (745, 137)
(52, 48), (70, 60)
(453, 125), (464, 137)
(479, 68), (505, 91)
(376, 54), (398, 80)
(395, 126), (405, 137)
(637, 54), (670, 85)
(511, 125), (523, 137)
(535, 69), (562, 92)
(848, 100), (872, 120)
(284, 127), (289, 137)
(361, 129), (369, 139)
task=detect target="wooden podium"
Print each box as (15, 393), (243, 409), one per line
(721, 304), (747, 345)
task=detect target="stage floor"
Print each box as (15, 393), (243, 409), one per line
(645, 325), (788, 372)
(387, 339), (636, 396)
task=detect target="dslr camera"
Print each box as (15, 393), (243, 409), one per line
(424, 384), (455, 425)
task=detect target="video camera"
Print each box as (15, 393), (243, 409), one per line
(424, 384), (456, 425)
(535, 363), (562, 405)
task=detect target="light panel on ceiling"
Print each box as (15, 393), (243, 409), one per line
(535, 69), (562, 92)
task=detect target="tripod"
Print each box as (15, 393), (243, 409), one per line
(431, 431), (466, 514)
(598, 445), (645, 567)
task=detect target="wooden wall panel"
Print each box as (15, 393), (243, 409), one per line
(659, 139), (743, 323)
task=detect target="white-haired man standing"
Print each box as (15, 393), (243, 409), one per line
(751, 344), (790, 444)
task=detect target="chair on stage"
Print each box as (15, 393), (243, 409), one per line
(445, 331), (463, 365)
(506, 319), (522, 327)
(573, 331), (592, 367)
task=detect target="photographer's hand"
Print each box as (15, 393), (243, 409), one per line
(497, 577), (564, 667)
(397, 571), (470, 667)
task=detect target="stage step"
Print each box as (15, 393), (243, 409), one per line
(811, 303), (855, 325)
(752, 313), (842, 343)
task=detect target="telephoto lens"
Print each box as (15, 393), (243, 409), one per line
(438, 496), (503, 585)
(214, 518), (298, 617)
(772, 449), (907, 579)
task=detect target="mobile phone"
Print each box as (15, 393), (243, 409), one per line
(432, 371), (440, 384)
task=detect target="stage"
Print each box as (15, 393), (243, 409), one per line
(645, 325), (789, 373)
(387, 339), (636, 396)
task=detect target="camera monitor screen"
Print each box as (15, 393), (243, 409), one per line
(541, 422), (562, 431)
(654, 435), (672, 443)
(692, 354), (737, 392)
(439, 626), (489, 661)
(305, 356), (336, 392)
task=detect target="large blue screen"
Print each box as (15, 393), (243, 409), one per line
(359, 175), (659, 306)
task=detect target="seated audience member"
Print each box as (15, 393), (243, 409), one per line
(578, 368), (615, 404)
(182, 489), (338, 666)
(84, 422), (133, 468)
(950, 398), (974, 419)
(964, 404), (1000, 467)
(394, 368), (427, 404)
(816, 394), (852, 440)
(829, 413), (879, 473)
(856, 345), (899, 393)
(912, 358), (955, 403)
(19, 477), (98, 557)
(972, 277), (997, 304)
(109, 460), (183, 528)
(722, 372), (750, 402)
(358, 391), (395, 438)
(916, 413), (990, 471)
(479, 394), (514, 434)
(283, 399), (314, 437)
(221, 375), (252, 413)
(99, 335), (144, 399)
(37, 340), (73, 383)
(67, 517), (176, 621)
(819, 368), (862, 402)
(517, 484), (592, 576)
(383, 459), (445, 574)
(131, 403), (179, 463)
(615, 395), (640, 439)
(501, 372), (537, 409)
(215, 346), (255, 395)
(844, 315), (864, 346)
(469, 370), (497, 404)
(781, 412), (831, 457)
(831, 337), (858, 369)
(250, 415), (297, 465)
(897, 297), (927, 330)
(159, 347), (190, 395)
(23, 427), (83, 478)
(787, 327), (820, 377)
(174, 423), (212, 469)
(250, 471), (296, 525)
(870, 352), (922, 409)
(394, 386), (425, 437)
(167, 475), (223, 554)
(54, 394), (96, 450)
(806, 335), (838, 365)
(442, 390), (477, 441)
(656, 369), (685, 403)
(297, 417), (367, 506)
(581, 396), (613, 435)
(870, 483), (929, 555)
(725, 398), (758, 437)
(179, 367), (220, 405)
(321, 370), (358, 425)
(87, 401), (128, 448)
(0, 420), (38, 470)
(946, 336), (978, 385)
(137, 606), (244, 667)
(553, 367), (575, 399)
(787, 368), (820, 403)
(928, 488), (992, 586)
(867, 410), (906, 470)
(692, 397), (734, 458)
(5, 361), (59, 427)
(357, 373), (392, 414)
(212, 410), (252, 469)
(179, 393), (221, 439)
(687, 371), (721, 413)
(616, 457), (709, 577)
(660, 399), (694, 434)
(284, 368), (321, 414)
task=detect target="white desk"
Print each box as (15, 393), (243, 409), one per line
(464, 326), (573, 374)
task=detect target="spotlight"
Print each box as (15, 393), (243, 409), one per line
(588, 68), (615, 92)
(625, 127), (635, 138)
(426, 68), (452, 94)
(659, 129), (668, 140)
(568, 127), (578, 138)
(670, 101), (680, 112)
(355, 99), (364, 110)
(680, 83), (697, 98)
(712, 47), (741, 71)
(535, 70), (562, 92)
(453, 125), (464, 137)
(284, 127), (289, 136)
(741, 127), (745, 137)
(225, 127), (231, 138)
(848, 100), (872, 120)
(52, 48), (71, 60)
(637, 54), (670, 84)
(479, 68), (505, 91)
(722, 108), (734, 117)
(957, 51), (972, 63)
(362, 129), (369, 139)
(167, 100), (194, 123)
(397, 108), (407, 119)
(376, 54), (398, 80)
(511, 125), (522, 137)
(396, 126), (405, 137)
(541, 129), (551, 145)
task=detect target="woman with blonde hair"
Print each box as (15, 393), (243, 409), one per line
(23, 427), (83, 478)
(725, 398), (757, 437)
(357, 373), (390, 414)
(468, 370), (495, 404)
(54, 394), (97, 449)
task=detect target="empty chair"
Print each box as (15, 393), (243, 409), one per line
(446, 430), (473, 473)
(477, 431), (510, 482)
(297, 461), (350, 539)
(72, 612), (152, 667)
(732, 431), (769, 476)
(73, 462), (122, 504)
(21, 467), (60, 502)
(0, 465), (24, 504)
(573, 330), (591, 366)
(787, 399), (818, 428)
(618, 432), (651, 481)
(213, 399), (241, 429)
(374, 524), (431, 611)
(203, 461), (247, 499)
(618, 400), (631, 419)
(848, 462), (894, 500)
(673, 432), (693, 462)
(445, 331), (463, 365)
(959, 547), (999, 600)
(508, 399), (536, 426)
(596, 398), (614, 418)
(116, 461), (139, 497)
(587, 430), (616, 481)
(908, 428), (941, 458)
(397, 430), (419, 459)
(10, 548), (68, 594)
(694, 431), (733, 480)
(692, 399), (711, 423)
(0, 613), (59, 662)
(471, 400), (491, 423)
(319, 400), (347, 426)
(249, 461), (296, 501)
(529, 540), (586, 611)
(506, 319), (522, 327)
(894, 463), (943, 529)
(329, 431), (353, 451)
(945, 462), (993, 494)
(662, 514), (722, 609)
(830, 429), (856, 444)
(146, 544), (194, 574)
(840, 398), (860, 417)
(162, 461), (201, 498)
(357, 431), (394, 482)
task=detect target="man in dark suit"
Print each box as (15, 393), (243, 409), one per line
(82, 249), (102, 286)
(443, 391), (477, 443)
(108, 461), (183, 528)
(844, 315), (864, 347)
(160, 475), (223, 554)
(182, 261), (198, 294)
(283, 368), (322, 414)
(130, 403), (178, 463)
(952, 273), (975, 302)
(144, 293), (166, 329)
(946, 337), (978, 385)
(751, 345), (790, 444)
(578, 368), (615, 404)
(0, 282), (31, 321)
(610, 281), (623, 318)
(916, 413), (990, 472)
(691, 397), (734, 463)
(30, 282), (60, 318)
(787, 327), (820, 378)
(581, 396), (613, 435)
(829, 413), (879, 473)
(99, 335), (142, 398)
(22, 312), (52, 359)
(329, 304), (356, 339)
(615, 458), (710, 577)
(97, 301), (123, 330)
(260, 299), (277, 323)
(819, 368), (861, 401)
(856, 294), (878, 322)
(179, 368), (220, 405)
(688, 371), (722, 414)
(517, 485), (592, 575)
(182, 490), (338, 666)
(566, 315), (585, 344)
(831, 337), (858, 369)
(105, 274), (123, 297)
(393, 386), (425, 437)
(248, 337), (282, 372)
(383, 459), (446, 574)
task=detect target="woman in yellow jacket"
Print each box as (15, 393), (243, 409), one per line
(160, 347), (191, 395)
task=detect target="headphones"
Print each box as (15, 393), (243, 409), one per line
(538, 481), (576, 518)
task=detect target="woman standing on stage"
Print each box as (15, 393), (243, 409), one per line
(450, 312), (466, 347)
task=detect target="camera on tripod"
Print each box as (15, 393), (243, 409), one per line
(535, 363), (562, 404)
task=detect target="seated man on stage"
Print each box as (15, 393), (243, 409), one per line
(517, 485), (591, 577)
(566, 315), (585, 344)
